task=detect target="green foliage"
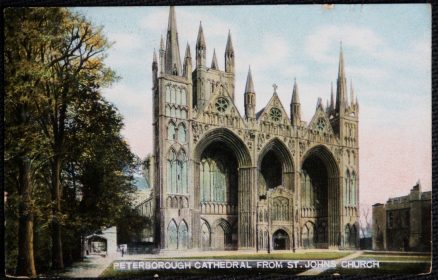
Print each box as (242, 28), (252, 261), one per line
(4, 7), (138, 275)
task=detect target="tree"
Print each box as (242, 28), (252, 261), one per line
(4, 8), (66, 276)
(5, 7), (123, 274)
(359, 205), (372, 238)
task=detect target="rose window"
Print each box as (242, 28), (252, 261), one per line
(215, 97), (229, 113)
(317, 118), (326, 131)
(269, 108), (282, 122)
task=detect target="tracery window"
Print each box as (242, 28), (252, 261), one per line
(178, 220), (188, 249)
(215, 97), (229, 113)
(167, 149), (187, 194)
(269, 107), (282, 122)
(167, 122), (176, 140)
(178, 123), (186, 143)
(167, 220), (178, 249)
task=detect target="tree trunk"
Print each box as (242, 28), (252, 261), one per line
(51, 157), (64, 270)
(15, 156), (37, 277)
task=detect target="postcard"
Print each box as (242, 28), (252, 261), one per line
(3, 4), (432, 278)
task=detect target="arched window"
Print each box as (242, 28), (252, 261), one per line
(178, 123), (186, 143)
(167, 220), (178, 249)
(178, 220), (188, 249)
(181, 88), (187, 105)
(170, 107), (176, 118)
(201, 221), (211, 249)
(167, 122), (176, 140)
(345, 170), (350, 205)
(165, 105), (171, 117)
(177, 150), (187, 194)
(181, 109), (187, 119)
(167, 149), (176, 193)
(165, 86), (171, 102)
(170, 87), (176, 104)
(351, 172), (356, 205)
(176, 88), (182, 105)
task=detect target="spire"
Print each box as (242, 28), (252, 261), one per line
(290, 79), (301, 126)
(335, 41), (347, 114)
(211, 49), (219, 69)
(196, 22), (206, 49)
(244, 66), (255, 119)
(164, 6), (182, 75)
(196, 22), (206, 67)
(183, 43), (192, 79)
(225, 30), (235, 73)
(225, 30), (234, 53)
(153, 49), (157, 64)
(184, 42), (191, 59)
(330, 82), (335, 112)
(291, 78), (300, 104)
(245, 67), (255, 93)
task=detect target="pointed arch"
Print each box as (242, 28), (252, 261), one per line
(177, 122), (187, 143)
(345, 169), (351, 205)
(167, 219), (178, 249)
(178, 220), (189, 249)
(351, 170), (356, 205)
(201, 219), (211, 249)
(167, 121), (176, 140)
(258, 137), (294, 173)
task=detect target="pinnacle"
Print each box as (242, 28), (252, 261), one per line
(226, 30), (234, 52)
(211, 49), (219, 69)
(245, 66), (255, 93)
(185, 43), (191, 58)
(196, 21), (206, 48)
(292, 78), (300, 104)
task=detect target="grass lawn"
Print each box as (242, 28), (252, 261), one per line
(320, 253), (431, 276)
(355, 253), (431, 262)
(320, 262), (431, 276)
(157, 251), (351, 260)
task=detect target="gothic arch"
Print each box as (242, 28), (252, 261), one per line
(300, 145), (340, 248)
(194, 128), (252, 167)
(257, 137), (294, 173)
(200, 219), (211, 249)
(258, 137), (295, 192)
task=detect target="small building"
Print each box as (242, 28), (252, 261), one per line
(84, 226), (118, 257)
(372, 182), (431, 252)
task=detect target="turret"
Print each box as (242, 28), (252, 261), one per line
(196, 22), (206, 67)
(329, 82), (335, 114)
(290, 78), (301, 126)
(244, 67), (256, 119)
(183, 43), (192, 80)
(225, 31), (234, 73)
(164, 6), (182, 76)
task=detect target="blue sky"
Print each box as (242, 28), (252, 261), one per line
(74, 4), (431, 208)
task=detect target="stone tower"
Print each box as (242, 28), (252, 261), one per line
(152, 7), (360, 252)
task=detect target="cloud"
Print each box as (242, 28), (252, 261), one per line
(306, 25), (384, 64)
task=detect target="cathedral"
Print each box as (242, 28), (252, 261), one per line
(150, 7), (359, 252)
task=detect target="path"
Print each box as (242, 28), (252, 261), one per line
(59, 254), (117, 278)
(297, 251), (364, 276)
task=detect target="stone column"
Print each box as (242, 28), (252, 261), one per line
(238, 166), (256, 249)
(328, 176), (340, 248)
(191, 161), (201, 249)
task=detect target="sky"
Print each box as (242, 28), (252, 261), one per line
(75, 4), (431, 209)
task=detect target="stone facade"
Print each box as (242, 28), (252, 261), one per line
(372, 182), (431, 252)
(151, 7), (359, 252)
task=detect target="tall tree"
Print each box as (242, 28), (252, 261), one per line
(4, 8), (66, 276)
(5, 7), (117, 273)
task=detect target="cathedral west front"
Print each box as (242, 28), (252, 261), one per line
(150, 7), (359, 252)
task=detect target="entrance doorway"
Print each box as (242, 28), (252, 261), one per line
(272, 229), (289, 250)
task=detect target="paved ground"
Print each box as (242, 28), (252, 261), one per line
(60, 254), (117, 278)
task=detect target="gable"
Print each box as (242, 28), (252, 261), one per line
(257, 94), (290, 126)
(308, 105), (335, 135)
(195, 82), (245, 127)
